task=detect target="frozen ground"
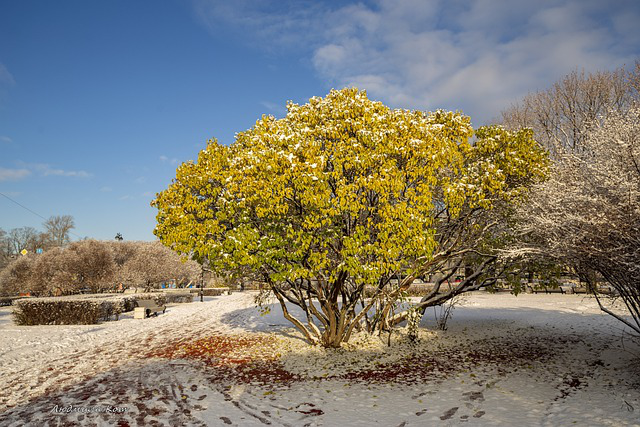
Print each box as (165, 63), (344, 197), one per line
(0, 292), (638, 426)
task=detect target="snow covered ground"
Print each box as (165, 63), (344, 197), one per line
(0, 291), (638, 426)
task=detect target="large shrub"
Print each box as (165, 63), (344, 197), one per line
(153, 88), (546, 347)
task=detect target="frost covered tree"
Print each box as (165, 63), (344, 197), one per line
(113, 241), (200, 290)
(153, 88), (547, 347)
(62, 240), (115, 293)
(509, 107), (640, 334)
(0, 254), (38, 296)
(0, 240), (200, 296)
(502, 64), (639, 156)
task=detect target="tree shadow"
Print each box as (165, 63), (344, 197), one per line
(2, 302), (639, 427)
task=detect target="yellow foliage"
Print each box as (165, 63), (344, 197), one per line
(152, 88), (546, 286)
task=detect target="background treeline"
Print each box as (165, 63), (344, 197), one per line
(0, 215), (76, 270)
(0, 240), (201, 297)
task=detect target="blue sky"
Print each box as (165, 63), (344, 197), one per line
(1, 0), (639, 241)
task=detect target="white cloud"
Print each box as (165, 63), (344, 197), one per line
(192, 0), (325, 51)
(159, 155), (179, 165)
(260, 101), (286, 115)
(0, 136), (12, 144)
(100, 186), (113, 192)
(0, 168), (30, 181)
(42, 168), (91, 178)
(0, 63), (15, 86)
(195, 0), (640, 125)
(15, 162), (92, 178)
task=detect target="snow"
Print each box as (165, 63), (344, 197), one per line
(0, 292), (639, 426)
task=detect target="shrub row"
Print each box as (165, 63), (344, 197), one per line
(189, 287), (229, 296)
(0, 296), (22, 306)
(13, 295), (135, 325)
(12, 291), (198, 325)
(162, 292), (193, 303)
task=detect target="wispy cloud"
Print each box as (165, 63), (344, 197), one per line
(159, 155), (179, 165)
(119, 191), (155, 201)
(0, 168), (31, 181)
(195, 0), (640, 125)
(192, 0), (325, 52)
(35, 164), (91, 178)
(42, 168), (91, 178)
(260, 101), (286, 115)
(16, 162), (92, 178)
(100, 186), (113, 192)
(0, 63), (15, 86)
(0, 136), (13, 144)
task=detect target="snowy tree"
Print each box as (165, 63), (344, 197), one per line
(0, 255), (37, 296)
(153, 89), (546, 347)
(509, 107), (640, 334)
(502, 64), (639, 156)
(114, 241), (200, 290)
(0, 239), (200, 296)
(62, 240), (115, 293)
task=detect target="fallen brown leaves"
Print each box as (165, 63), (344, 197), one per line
(146, 331), (578, 387)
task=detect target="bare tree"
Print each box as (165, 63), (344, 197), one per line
(7, 227), (39, 255)
(502, 64), (639, 156)
(43, 215), (75, 247)
(0, 228), (9, 270)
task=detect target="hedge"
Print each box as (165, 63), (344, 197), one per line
(13, 295), (137, 325)
(162, 292), (193, 303)
(0, 296), (23, 307)
(188, 287), (230, 296)
(12, 290), (198, 326)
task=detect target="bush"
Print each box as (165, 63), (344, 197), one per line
(13, 295), (136, 325)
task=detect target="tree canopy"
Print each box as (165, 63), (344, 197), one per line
(153, 88), (547, 347)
